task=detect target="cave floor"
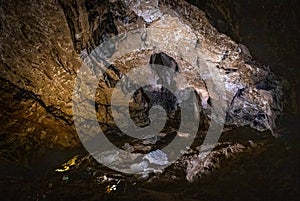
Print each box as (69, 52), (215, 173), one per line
(0, 115), (299, 201)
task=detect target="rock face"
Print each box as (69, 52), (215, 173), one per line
(0, 1), (81, 163)
(0, 0), (282, 164)
(187, 0), (299, 116)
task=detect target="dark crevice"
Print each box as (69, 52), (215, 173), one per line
(216, 64), (238, 74)
(58, 0), (82, 53)
(102, 64), (122, 88)
(0, 76), (73, 126)
(58, 0), (121, 53)
(230, 88), (245, 105)
(150, 52), (179, 72)
(255, 75), (276, 91)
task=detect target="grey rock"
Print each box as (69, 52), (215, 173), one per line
(143, 150), (169, 166)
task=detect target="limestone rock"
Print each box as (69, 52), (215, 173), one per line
(0, 0), (282, 164)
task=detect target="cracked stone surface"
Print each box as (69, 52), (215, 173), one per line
(0, 0), (282, 166)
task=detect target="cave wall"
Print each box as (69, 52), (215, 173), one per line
(0, 0), (147, 163)
(0, 1), (81, 162)
(186, 0), (300, 115)
(0, 0), (285, 164)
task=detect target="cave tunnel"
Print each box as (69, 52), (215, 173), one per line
(0, 0), (299, 201)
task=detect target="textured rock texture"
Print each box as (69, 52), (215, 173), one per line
(186, 0), (299, 116)
(0, 1), (81, 163)
(0, 0), (282, 165)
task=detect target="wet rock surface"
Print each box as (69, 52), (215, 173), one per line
(0, 0), (298, 200)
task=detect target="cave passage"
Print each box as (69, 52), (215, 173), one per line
(0, 0), (298, 201)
